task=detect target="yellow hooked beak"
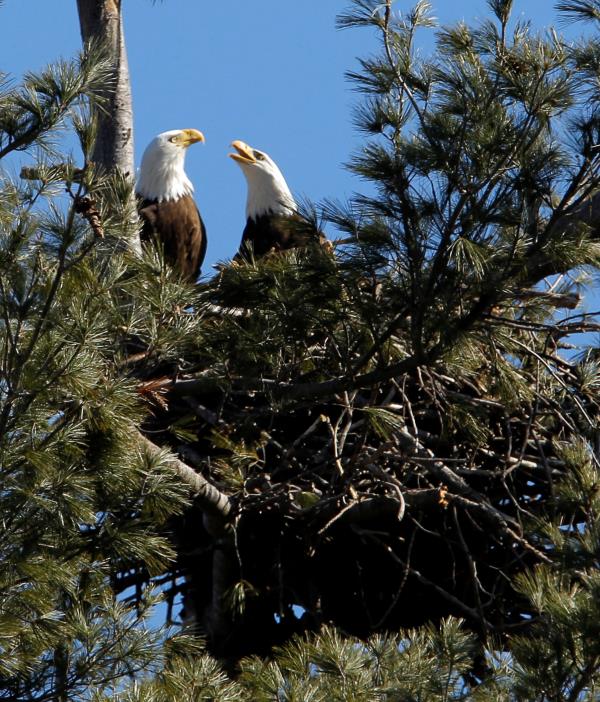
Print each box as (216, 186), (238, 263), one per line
(229, 140), (257, 164)
(175, 129), (205, 147)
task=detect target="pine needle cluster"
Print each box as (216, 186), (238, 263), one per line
(0, 45), (195, 699)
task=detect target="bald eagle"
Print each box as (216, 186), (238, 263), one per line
(137, 129), (207, 282)
(229, 140), (326, 260)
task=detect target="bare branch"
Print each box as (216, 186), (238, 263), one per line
(136, 432), (232, 533)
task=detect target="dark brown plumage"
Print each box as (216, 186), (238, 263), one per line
(139, 195), (206, 282)
(136, 129), (206, 282)
(237, 212), (323, 261)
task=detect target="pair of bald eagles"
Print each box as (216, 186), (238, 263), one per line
(136, 129), (323, 281)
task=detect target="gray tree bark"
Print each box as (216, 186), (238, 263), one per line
(76, 0), (134, 177)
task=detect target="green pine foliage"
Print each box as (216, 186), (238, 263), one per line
(1, 0), (600, 699)
(91, 454), (600, 699)
(175, 0), (600, 662)
(0, 46), (196, 699)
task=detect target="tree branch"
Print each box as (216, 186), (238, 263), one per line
(136, 432), (232, 533)
(524, 189), (600, 284)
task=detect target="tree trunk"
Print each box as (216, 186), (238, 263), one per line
(76, 0), (134, 177)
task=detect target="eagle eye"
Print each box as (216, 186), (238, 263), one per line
(253, 151), (265, 161)
(169, 135), (179, 143)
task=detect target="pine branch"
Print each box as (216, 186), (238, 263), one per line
(524, 188), (600, 283)
(136, 432), (232, 532)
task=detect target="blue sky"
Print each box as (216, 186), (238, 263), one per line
(0, 0), (586, 269)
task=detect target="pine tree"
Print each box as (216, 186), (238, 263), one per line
(0, 44), (200, 699)
(1, 0), (600, 698)
(160, 0), (600, 667)
(76, 0), (135, 177)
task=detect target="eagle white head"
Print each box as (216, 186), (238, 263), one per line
(229, 140), (296, 220)
(136, 128), (205, 203)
